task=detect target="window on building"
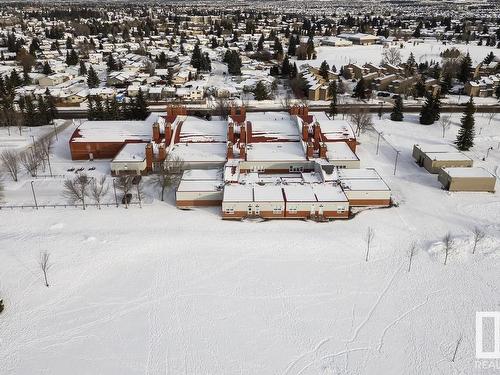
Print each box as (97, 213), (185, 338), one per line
(273, 207), (282, 214)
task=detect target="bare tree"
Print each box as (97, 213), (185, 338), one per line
(115, 175), (134, 208)
(439, 115), (452, 138)
(213, 97), (230, 120)
(62, 173), (91, 209)
(39, 251), (52, 287)
(472, 227), (486, 254)
(349, 108), (373, 136)
(443, 232), (454, 265)
(487, 112), (495, 126)
(365, 227), (375, 262)
(0, 177), (4, 203)
(37, 138), (53, 177)
(135, 179), (144, 208)
(408, 241), (418, 272)
(382, 47), (402, 66)
(0, 150), (20, 182)
(19, 147), (41, 177)
(152, 155), (185, 201)
(280, 91), (293, 111)
(88, 175), (109, 209)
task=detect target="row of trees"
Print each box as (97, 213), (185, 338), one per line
(87, 91), (148, 121)
(0, 137), (54, 182)
(0, 93), (58, 131)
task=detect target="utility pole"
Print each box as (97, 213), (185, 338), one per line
(112, 178), (118, 207)
(393, 150), (401, 176)
(376, 132), (382, 155)
(30, 181), (38, 209)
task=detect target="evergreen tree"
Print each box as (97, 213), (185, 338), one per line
(190, 42), (202, 69)
(87, 65), (100, 88)
(433, 95), (441, 121)
(419, 93), (436, 125)
(42, 61), (52, 75)
(134, 89), (149, 120)
(483, 51), (495, 65)
(66, 49), (79, 66)
(253, 81), (269, 100)
(455, 98), (475, 151)
(37, 95), (49, 125)
(319, 60), (330, 81)
(353, 78), (367, 100)
(46, 90), (58, 123)
(390, 96), (404, 121)
(458, 52), (472, 83)
(87, 96), (96, 120)
(287, 36), (296, 56)
(79, 61), (87, 76)
(257, 34), (264, 51)
(93, 96), (105, 120)
(281, 55), (291, 77)
(107, 54), (118, 72)
(23, 96), (37, 126)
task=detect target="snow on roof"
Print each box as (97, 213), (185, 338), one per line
(340, 179), (390, 191)
(414, 144), (457, 153)
(181, 169), (223, 181)
(72, 120), (151, 143)
(177, 180), (223, 192)
(426, 152), (471, 161)
(283, 185), (316, 202)
(442, 167), (494, 178)
(253, 185), (284, 202)
(325, 142), (358, 161)
(337, 168), (381, 180)
(169, 142), (227, 162)
(246, 112), (299, 141)
(223, 184), (253, 202)
(313, 184), (348, 202)
(246, 142), (306, 162)
(112, 143), (146, 162)
(178, 116), (227, 143)
(318, 119), (355, 141)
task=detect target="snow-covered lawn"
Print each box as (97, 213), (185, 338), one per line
(0, 112), (499, 374)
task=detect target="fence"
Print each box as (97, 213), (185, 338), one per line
(0, 202), (143, 210)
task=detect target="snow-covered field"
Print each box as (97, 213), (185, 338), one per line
(305, 39), (499, 70)
(0, 112), (499, 374)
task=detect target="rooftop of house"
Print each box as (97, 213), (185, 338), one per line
(176, 116), (227, 143)
(441, 167), (494, 178)
(246, 111), (300, 142)
(169, 142), (227, 163)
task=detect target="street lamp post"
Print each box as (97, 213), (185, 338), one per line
(112, 178), (118, 207)
(30, 181), (38, 209)
(376, 131), (383, 155)
(393, 150), (401, 176)
(484, 146), (494, 160)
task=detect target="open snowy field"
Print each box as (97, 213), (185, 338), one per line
(0, 112), (499, 374)
(304, 39), (499, 71)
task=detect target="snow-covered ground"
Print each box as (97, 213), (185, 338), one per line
(305, 39), (499, 70)
(0, 112), (499, 374)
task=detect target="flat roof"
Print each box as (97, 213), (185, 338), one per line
(246, 112), (299, 141)
(112, 143), (146, 163)
(313, 184), (348, 202)
(283, 185), (317, 202)
(246, 142), (306, 162)
(442, 167), (494, 178)
(425, 152), (472, 161)
(177, 116), (227, 143)
(337, 168), (380, 180)
(177, 180), (223, 192)
(325, 142), (358, 161)
(319, 119), (355, 141)
(340, 179), (390, 191)
(253, 185), (284, 202)
(223, 184), (253, 202)
(181, 169), (223, 181)
(71, 112), (158, 143)
(414, 144), (457, 153)
(169, 143), (227, 163)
